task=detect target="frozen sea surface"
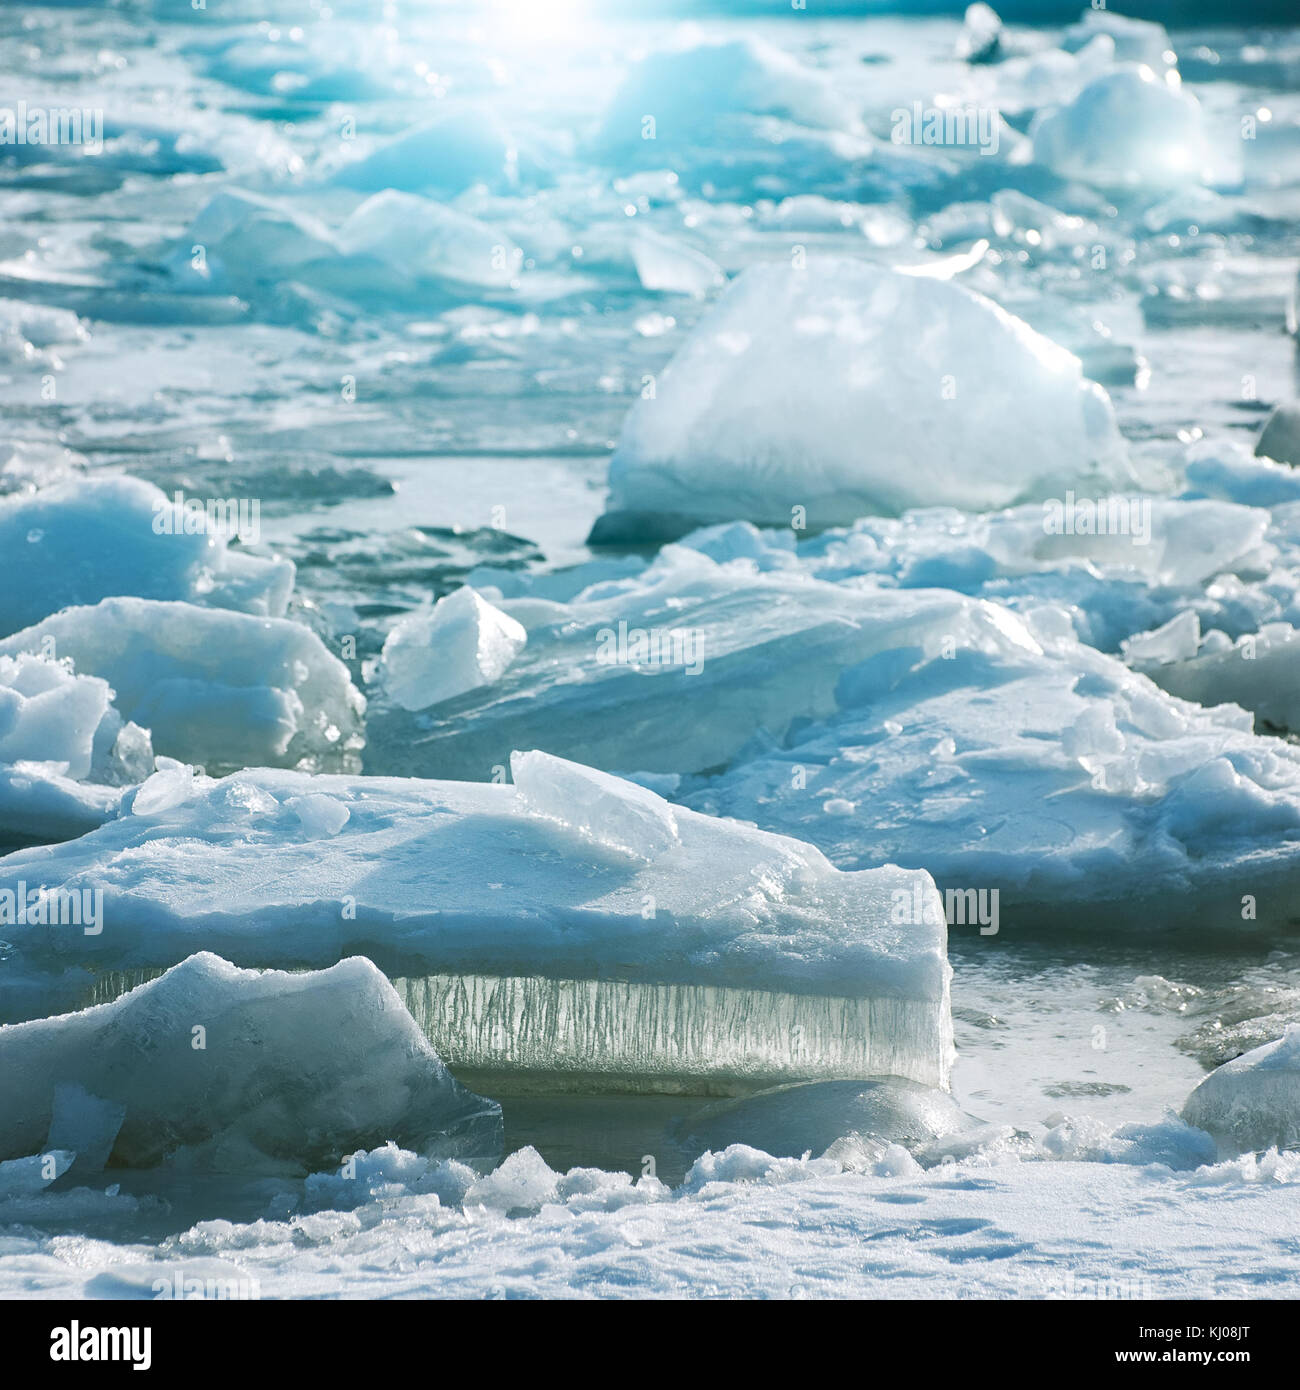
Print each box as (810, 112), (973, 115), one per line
(3, 0), (1300, 1297)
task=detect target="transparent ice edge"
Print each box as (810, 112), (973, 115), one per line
(86, 968), (952, 1097)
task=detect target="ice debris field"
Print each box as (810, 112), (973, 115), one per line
(3, 0), (1300, 1300)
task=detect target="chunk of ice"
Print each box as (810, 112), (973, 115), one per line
(1183, 1025), (1300, 1154)
(592, 260), (1136, 537)
(0, 953), (501, 1171)
(0, 598), (365, 774)
(0, 759), (953, 1094)
(1031, 66), (1212, 190)
(511, 749), (679, 863)
(0, 476), (293, 637)
(381, 586), (526, 712)
(595, 38), (853, 157)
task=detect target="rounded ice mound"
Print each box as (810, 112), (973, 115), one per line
(0, 475), (293, 637)
(0, 598), (365, 774)
(592, 259), (1135, 538)
(381, 586), (526, 712)
(595, 37), (854, 156)
(1182, 1026), (1300, 1154)
(0, 953), (502, 1171)
(1032, 65), (1211, 190)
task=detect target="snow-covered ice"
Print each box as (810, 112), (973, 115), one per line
(0, 953), (501, 1172)
(591, 261), (1137, 539)
(0, 755), (953, 1094)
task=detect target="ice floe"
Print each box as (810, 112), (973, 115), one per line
(0, 755), (953, 1095)
(590, 260), (1138, 540)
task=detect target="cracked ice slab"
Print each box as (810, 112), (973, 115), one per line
(0, 752), (952, 1095)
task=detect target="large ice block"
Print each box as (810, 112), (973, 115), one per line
(590, 260), (1137, 540)
(0, 755), (953, 1096)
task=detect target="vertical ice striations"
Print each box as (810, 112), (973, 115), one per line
(0, 754), (954, 1094)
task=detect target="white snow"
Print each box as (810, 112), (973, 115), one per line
(380, 585), (526, 712)
(0, 953), (501, 1172)
(593, 260), (1137, 536)
(5, 1136), (1299, 1299)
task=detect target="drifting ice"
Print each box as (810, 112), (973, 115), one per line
(1182, 1025), (1300, 1154)
(0, 754), (954, 1095)
(590, 260), (1136, 539)
(0, 598), (365, 774)
(0, 953), (501, 1171)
